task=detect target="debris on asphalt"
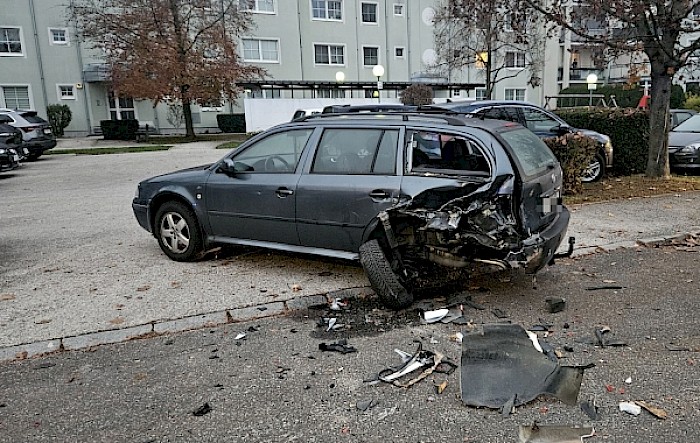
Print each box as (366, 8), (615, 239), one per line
(376, 406), (398, 420)
(585, 285), (626, 291)
(317, 317), (345, 332)
(500, 394), (516, 417)
(192, 402), (212, 416)
(636, 401), (668, 420)
(594, 326), (628, 347)
(545, 296), (566, 313)
(619, 401), (642, 416)
(329, 298), (348, 311)
(491, 308), (509, 319)
(463, 299), (486, 311)
(664, 343), (693, 352)
(319, 339), (357, 354)
(434, 380), (448, 394)
(518, 423), (595, 443)
(625, 377), (632, 384)
(234, 333), (246, 340)
(356, 398), (378, 412)
(580, 398), (599, 420)
(375, 341), (450, 388)
(420, 308), (450, 324)
(449, 332), (464, 343)
(460, 324), (593, 410)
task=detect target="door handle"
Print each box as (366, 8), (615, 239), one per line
(369, 190), (390, 199)
(276, 187), (294, 197)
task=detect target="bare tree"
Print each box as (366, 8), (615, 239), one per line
(521, 0), (700, 178)
(70, 0), (263, 139)
(433, 0), (546, 99)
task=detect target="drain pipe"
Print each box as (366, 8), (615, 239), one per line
(70, 0), (94, 135)
(29, 0), (49, 112)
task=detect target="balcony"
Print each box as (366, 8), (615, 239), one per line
(558, 67), (605, 82)
(83, 64), (111, 83)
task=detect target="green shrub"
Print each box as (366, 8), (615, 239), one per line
(216, 114), (246, 133)
(400, 84), (434, 105)
(554, 108), (649, 176)
(683, 94), (700, 112)
(100, 119), (139, 140)
(544, 133), (599, 195)
(46, 104), (72, 137)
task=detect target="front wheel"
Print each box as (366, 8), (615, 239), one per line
(581, 153), (606, 183)
(154, 201), (204, 261)
(359, 239), (414, 310)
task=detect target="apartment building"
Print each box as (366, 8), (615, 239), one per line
(0, 0), (548, 136)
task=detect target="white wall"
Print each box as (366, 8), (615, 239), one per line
(244, 98), (402, 132)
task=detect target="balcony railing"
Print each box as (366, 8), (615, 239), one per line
(557, 67), (605, 82)
(83, 64), (111, 83)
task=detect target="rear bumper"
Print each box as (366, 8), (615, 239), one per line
(515, 207), (571, 274)
(25, 139), (57, 155)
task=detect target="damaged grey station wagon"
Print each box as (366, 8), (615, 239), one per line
(132, 111), (573, 309)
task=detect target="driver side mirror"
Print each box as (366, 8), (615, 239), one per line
(217, 158), (237, 176)
(551, 125), (572, 136)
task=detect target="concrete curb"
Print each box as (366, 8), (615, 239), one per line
(0, 288), (372, 364)
(2, 229), (697, 364)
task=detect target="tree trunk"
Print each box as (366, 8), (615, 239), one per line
(645, 60), (672, 179)
(182, 98), (196, 140)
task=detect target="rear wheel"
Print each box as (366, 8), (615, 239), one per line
(154, 201), (203, 261)
(359, 239), (413, 310)
(581, 153), (605, 183)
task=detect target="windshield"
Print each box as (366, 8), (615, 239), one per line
(673, 114), (700, 132)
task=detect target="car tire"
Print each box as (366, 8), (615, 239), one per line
(154, 201), (203, 261)
(359, 239), (413, 310)
(581, 153), (605, 183)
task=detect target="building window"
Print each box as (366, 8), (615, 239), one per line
(2, 86), (30, 109)
(395, 47), (404, 58)
(57, 85), (76, 100)
(314, 44), (344, 65)
(312, 0), (342, 20)
(0, 27), (23, 56)
(49, 28), (69, 45)
(451, 89), (461, 97)
(316, 89), (345, 99)
(504, 88), (525, 101)
(242, 38), (280, 62)
(363, 46), (379, 67)
(393, 3), (404, 16)
(475, 88), (487, 100)
(108, 92), (136, 120)
(361, 3), (377, 23)
(241, 0), (275, 13)
(505, 51), (526, 69)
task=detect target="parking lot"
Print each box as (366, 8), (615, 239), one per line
(0, 145), (368, 349)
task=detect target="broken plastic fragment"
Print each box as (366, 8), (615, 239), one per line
(435, 380), (448, 394)
(636, 401), (668, 420)
(619, 401), (642, 416)
(625, 377), (632, 384)
(319, 339), (357, 354)
(192, 402), (212, 417)
(594, 327), (628, 347)
(378, 341), (445, 388)
(356, 398), (378, 412)
(545, 296), (566, 313)
(491, 308), (509, 319)
(421, 308), (449, 323)
(580, 398), (599, 420)
(234, 333), (246, 340)
(518, 424), (595, 443)
(329, 298), (348, 311)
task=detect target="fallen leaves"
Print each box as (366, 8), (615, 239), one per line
(0, 293), (16, 302)
(109, 317), (125, 325)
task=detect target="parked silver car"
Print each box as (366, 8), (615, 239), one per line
(0, 109), (56, 160)
(668, 114), (700, 171)
(133, 111), (573, 309)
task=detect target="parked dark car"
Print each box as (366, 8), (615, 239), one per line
(0, 122), (28, 160)
(0, 142), (20, 172)
(426, 100), (613, 182)
(668, 114), (700, 171)
(322, 104), (418, 114)
(0, 109), (57, 160)
(133, 111), (573, 309)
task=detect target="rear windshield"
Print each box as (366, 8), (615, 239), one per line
(498, 128), (557, 177)
(21, 113), (46, 124)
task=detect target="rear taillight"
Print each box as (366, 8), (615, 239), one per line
(21, 126), (41, 133)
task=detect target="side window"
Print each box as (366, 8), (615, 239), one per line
(410, 130), (490, 174)
(476, 107), (520, 124)
(312, 128), (398, 175)
(498, 128), (557, 177)
(232, 129), (313, 173)
(521, 108), (561, 133)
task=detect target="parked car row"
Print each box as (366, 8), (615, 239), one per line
(0, 109), (57, 170)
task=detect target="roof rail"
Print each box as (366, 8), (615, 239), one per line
(298, 111), (466, 126)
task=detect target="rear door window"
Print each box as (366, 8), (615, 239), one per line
(409, 130), (490, 175)
(498, 127), (557, 177)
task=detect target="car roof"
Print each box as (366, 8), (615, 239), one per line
(429, 100), (545, 112)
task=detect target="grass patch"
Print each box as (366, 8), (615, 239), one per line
(216, 141), (242, 150)
(566, 174), (700, 205)
(50, 146), (171, 155)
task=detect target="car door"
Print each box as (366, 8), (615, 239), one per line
(205, 128), (314, 245)
(296, 127), (403, 252)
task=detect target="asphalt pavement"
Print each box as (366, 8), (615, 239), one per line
(0, 245), (698, 442)
(1, 137), (699, 361)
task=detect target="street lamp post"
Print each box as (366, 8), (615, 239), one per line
(372, 64), (384, 103)
(335, 71), (345, 98)
(586, 73), (598, 107)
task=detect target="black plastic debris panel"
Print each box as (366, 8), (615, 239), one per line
(460, 324), (593, 409)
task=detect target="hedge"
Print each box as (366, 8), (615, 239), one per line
(557, 84), (685, 109)
(100, 119), (139, 140)
(544, 132), (599, 195)
(554, 108), (649, 175)
(217, 114), (246, 133)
